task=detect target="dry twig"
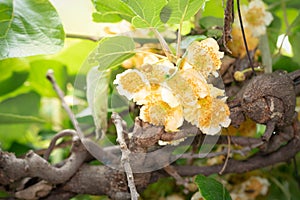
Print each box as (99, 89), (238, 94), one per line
(46, 70), (84, 139)
(44, 129), (77, 161)
(112, 112), (140, 200)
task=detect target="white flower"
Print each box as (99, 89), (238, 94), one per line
(240, 0), (273, 37)
(113, 69), (150, 101)
(185, 38), (224, 78)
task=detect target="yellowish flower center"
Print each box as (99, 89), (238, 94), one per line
(245, 7), (265, 26)
(119, 71), (147, 93)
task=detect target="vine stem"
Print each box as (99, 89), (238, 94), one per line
(112, 112), (139, 200)
(237, 0), (256, 75)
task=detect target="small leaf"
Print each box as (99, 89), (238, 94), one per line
(161, 0), (207, 25)
(0, 113), (45, 124)
(84, 36), (135, 72)
(87, 67), (109, 138)
(195, 174), (232, 200)
(0, 0), (65, 60)
(180, 35), (207, 49)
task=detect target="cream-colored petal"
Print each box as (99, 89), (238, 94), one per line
(186, 38), (224, 78)
(113, 69), (150, 100)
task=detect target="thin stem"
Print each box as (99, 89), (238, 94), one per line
(46, 70), (84, 139)
(219, 135), (231, 175)
(151, 28), (176, 63)
(237, 0), (256, 75)
(176, 24), (182, 60)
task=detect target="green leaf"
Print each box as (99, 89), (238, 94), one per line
(28, 59), (68, 97)
(86, 67), (109, 138)
(92, 0), (135, 23)
(0, 113), (45, 124)
(180, 35), (207, 49)
(8, 142), (33, 156)
(195, 174), (232, 200)
(129, 0), (168, 28)
(0, 0), (65, 60)
(160, 0), (207, 24)
(0, 91), (40, 115)
(84, 36), (135, 72)
(289, 13), (300, 65)
(267, 14), (281, 54)
(0, 91), (41, 150)
(199, 16), (224, 29)
(0, 58), (30, 96)
(92, 0), (168, 28)
(273, 55), (300, 72)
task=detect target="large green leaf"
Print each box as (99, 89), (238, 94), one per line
(0, 58), (30, 96)
(0, 0), (65, 60)
(160, 0), (207, 24)
(195, 174), (232, 200)
(0, 113), (45, 124)
(84, 36), (135, 72)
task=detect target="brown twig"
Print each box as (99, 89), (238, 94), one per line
(44, 129), (77, 161)
(112, 112), (140, 200)
(222, 0), (234, 53)
(219, 135), (231, 174)
(46, 70), (84, 139)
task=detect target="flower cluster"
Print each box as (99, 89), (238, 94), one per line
(114, 38), (231, 135)
(227, 0), (273, 57)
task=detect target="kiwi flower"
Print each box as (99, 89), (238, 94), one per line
(114, 38), (231, 135)
(240, 0), (273, 37)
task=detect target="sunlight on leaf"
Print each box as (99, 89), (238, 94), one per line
(128, 0), (168, 28)
(92, 0), (168, 28)
(0, 0), (65, 60)
(92, 0), (135, 22)
(160, 0), (207, 24)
